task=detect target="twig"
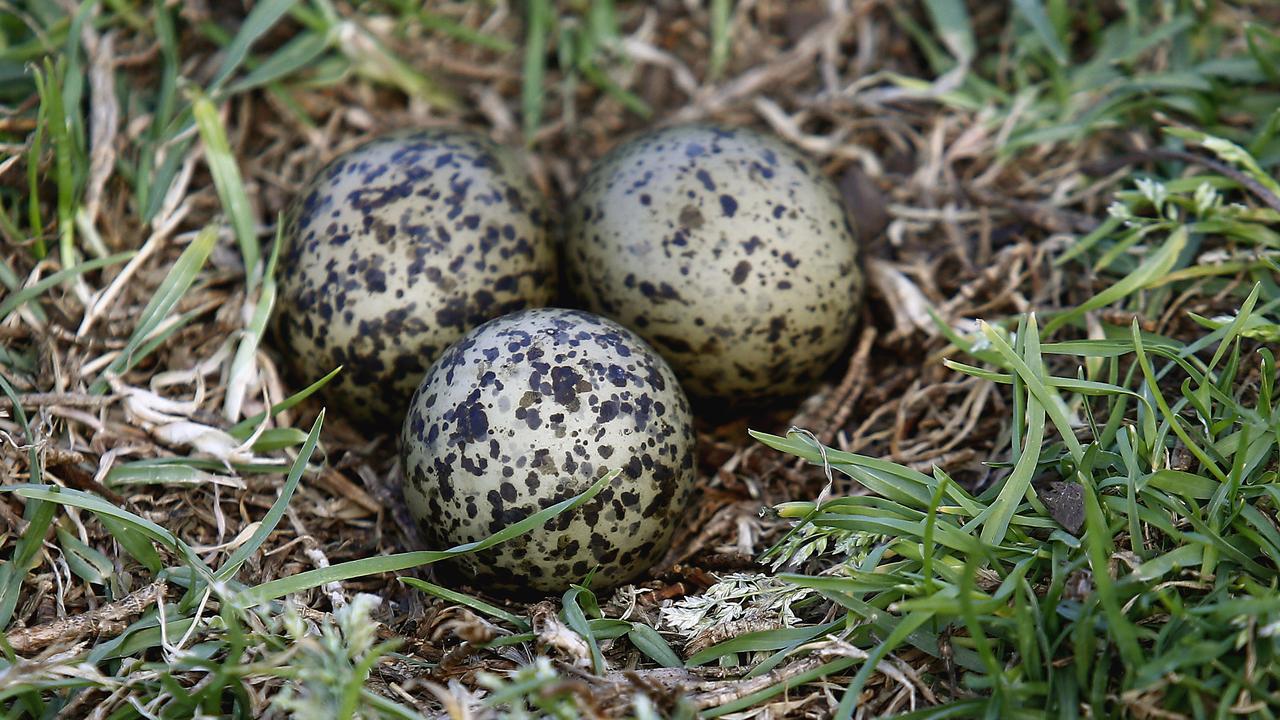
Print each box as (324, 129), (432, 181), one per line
(0, 392), (117, 409)
(687, 654), (833, 709)
(685, 614), (783, 657)
(1081, 149), (1280, 214)
(5, 581), (167, 654)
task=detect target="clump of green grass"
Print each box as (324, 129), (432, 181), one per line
(901, 0), (1280, 157)
(746, 139), (1280, 716)
(270, 594), (405, 719)
(521, 0), (651, 144)
(0, 416), (610, 717)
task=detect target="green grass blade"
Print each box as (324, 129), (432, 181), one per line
(703, 658), (859, 718)
(214, 411), (323, 582)
(0, 251), (133, 322)
(98, 515), (164, 573)
(1131, 321), (1228, 483)
(224, 223), (280, 420)
(1078, 470), (1143, 670)
(1043, 226), (1188, 335)
(835, 610), (936, 719)
(0, 372), (51, 632)
(562, 586), (605, 673)
(1014, 0), (1069, 66)
(521, 0), (551, 143)
(90, 226), (217, 394)
(627, 623), (681, 668)
(192, 93), (260, 289)
(239, 470), (617, 606)
(980, 316), (1048, 544)
(923, 0), (975, 65)
(399, 577), (529, 630)
(225, 31), (331, 95)
(56, 525), (114, 585)
(979, 319), (1084, 463)
(687, 620), (844, 667)
(2, 485), (215, 583)
(209, 0), (299, 91)
(228, 366), (342, 440)
(708, 0), (731, 78)
(0, 500), (55, 632)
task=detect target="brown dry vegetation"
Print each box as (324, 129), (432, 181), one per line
(3, 1), (1279, 717)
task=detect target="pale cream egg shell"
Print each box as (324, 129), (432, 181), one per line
(564, 124), (863, 401)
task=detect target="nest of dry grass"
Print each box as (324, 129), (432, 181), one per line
(3, 1), (1276, 716)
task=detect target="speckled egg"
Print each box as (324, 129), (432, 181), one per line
(274, 129), (556, 423)
(563, 124), (863, 401)
(400, 308), (695, 593)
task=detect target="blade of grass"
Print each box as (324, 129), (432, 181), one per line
(686, 620), (845, 667)
(224, 222), (280, 420)
(0, 373), (52, 632)
(238, 470), (617, 606)
(227, 366), (341, 440)
(1131, 321), (1228, 483)
(90, 226), (217, 394)
(1014, 0), (1069, 66)
(0, 251), (132, 322)
(2, 485), (215, 583)
(33, 57), (79, 274)
(26, 72), (46, 258)
(104, 463), (242, 489)
(399, 577), (529, 630)
(208, 0), (299, 91)
(1044, 227), (1188, 335)
(98, 515), (164, 573)
(923, 0), (975, 66)
(191, 92), (260, 289)
(214, 411), (323, 582)
(389, 2), (514, 53)
(224, 30), (332, 96)
(834, 610), (936, 719)
(703, 657), (860, 718)
(1078, 468), (1144, 670)
(334, 19), (458, 109)
(55, 525), (114, 585)
(627, 623), (681, 668)
(562, 586), (605, 674)
(980, 316), (1048, 545)
(521, 0), (551, 143)
(979, 319), (1084, 463)
(708, 0), (731, 78)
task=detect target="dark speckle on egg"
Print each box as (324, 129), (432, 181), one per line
(401, 308), (696, 593)
(563, 124), (864, 401)
(274, 129), (556, 423)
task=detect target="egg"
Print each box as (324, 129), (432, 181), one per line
(400, 308), (695, 592)
(563, 124), (863, 401)
(274, 129), (556, 423)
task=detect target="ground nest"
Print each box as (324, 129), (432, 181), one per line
(2, 1), (1279, 717)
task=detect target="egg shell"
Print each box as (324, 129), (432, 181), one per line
(274, 129), (556, 423)
(401, 308), (696, 593)
(563, 124), (863, 401)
